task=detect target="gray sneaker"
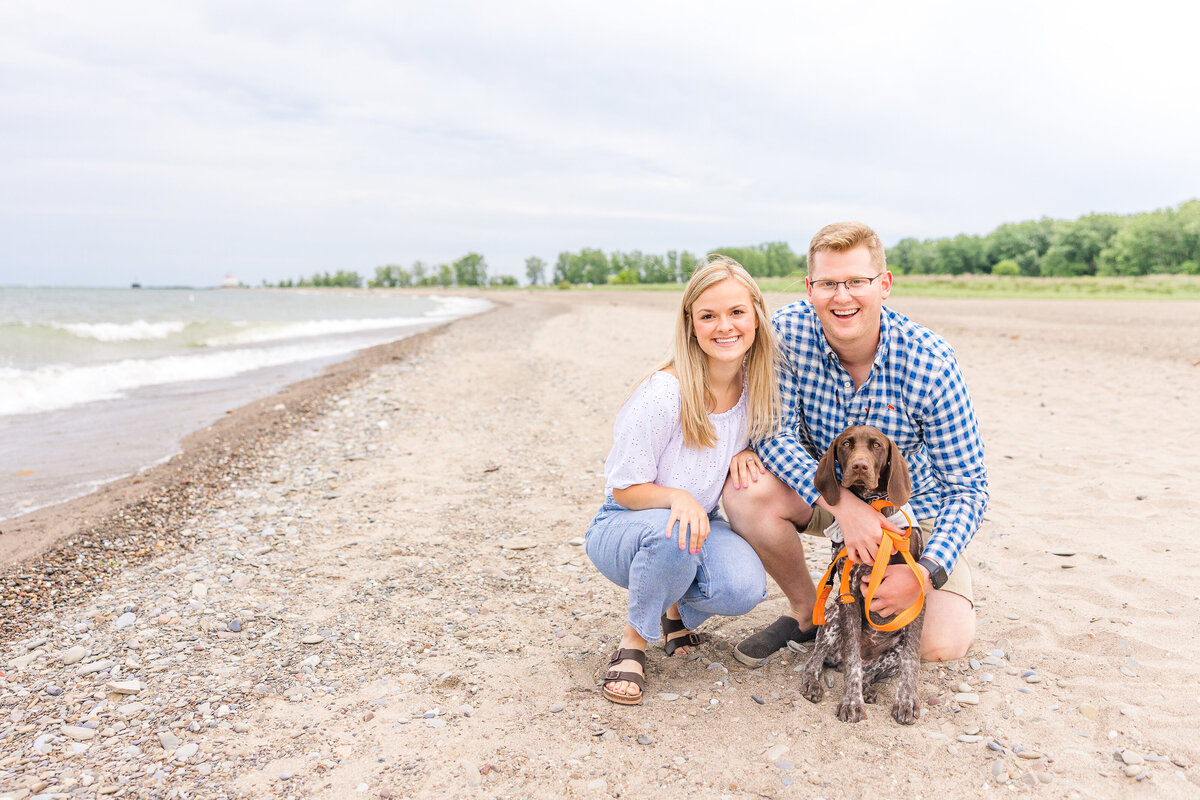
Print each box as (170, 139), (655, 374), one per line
(732, 615), (818, 668)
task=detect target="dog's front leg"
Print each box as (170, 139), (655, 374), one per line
(890, 614), (924, 725)
(799, 613), (838, 703)
(836, 599), (866, 722)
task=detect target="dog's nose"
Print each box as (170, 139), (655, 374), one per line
(849, 458), (870, 474)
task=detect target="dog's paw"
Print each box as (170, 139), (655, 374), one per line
(836, 696), (864, 723)
(891, 692), (920, 725)
(862, 684), (881, 705)
(799, 672), (824, 703)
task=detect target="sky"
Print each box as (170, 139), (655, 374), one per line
(2, 1), (1198, 287)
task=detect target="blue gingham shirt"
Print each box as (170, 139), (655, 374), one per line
(755, 300), (988, 575)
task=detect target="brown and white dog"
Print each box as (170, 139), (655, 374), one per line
(798, 425), (925, 724)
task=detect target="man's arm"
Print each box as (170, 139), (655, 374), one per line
(918, 354), (989, 578)
(754, 315), (820, 503)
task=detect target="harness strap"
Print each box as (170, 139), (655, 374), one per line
(811, 500), (926, 632)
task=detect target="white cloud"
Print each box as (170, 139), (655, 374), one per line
(1, 1), (1198, 284)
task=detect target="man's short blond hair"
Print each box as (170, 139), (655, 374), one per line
(808, 221), (887, 276)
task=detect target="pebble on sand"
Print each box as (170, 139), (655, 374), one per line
(61, 645), (86, 665)
(105, 680), (143, 695)
(62, 725), (97, 741)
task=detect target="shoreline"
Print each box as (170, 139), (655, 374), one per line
(0, 308), (471, 636)
(1, 290), (1197, 798)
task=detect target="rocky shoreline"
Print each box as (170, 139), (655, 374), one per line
(2, 291), (1198, 799)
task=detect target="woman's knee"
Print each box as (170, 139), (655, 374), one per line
(701, 551), (767, 615)
(724, 574), (768, 616)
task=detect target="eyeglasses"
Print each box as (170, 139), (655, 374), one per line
(807, 274), (883, 295)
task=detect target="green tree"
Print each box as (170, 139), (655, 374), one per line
(553, 251), (584, 284)
(525, 256), (546, 286)
(678, 251), (698, 280)
(983, 218), (1055, 275)
(712, 246), (767, 275)
(1045, 214), (1125, 275)
(489, 275), (518, 286)
(1097, 203), (1200, 275)
(437, 264), (455, 287)
(612, 268), (640, 284)
(934, 235), (986, 275)
(992, 259), (1020, 276)
(370, 264), (412, 288)
(763, 241), (801, 276)
(579, 248), (610, 284)
(453, 253), (487, 286)
(887, 238), (938, 274)
(643, 254), (672, 283)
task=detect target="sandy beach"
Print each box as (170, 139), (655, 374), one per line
(2, 289), (1199, 799)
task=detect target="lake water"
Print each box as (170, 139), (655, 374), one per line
(0, 287), (490, 520)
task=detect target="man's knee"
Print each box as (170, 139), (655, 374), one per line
(921, 633), (971, 662)
(919, 590), (974, 662)
(722, 470), (799, 523)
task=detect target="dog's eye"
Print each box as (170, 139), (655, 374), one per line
(871, 441), (881, 448)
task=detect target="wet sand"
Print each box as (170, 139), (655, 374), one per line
(1, 289), (1199, 799)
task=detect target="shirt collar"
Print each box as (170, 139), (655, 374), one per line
(816, 304), (893, 368)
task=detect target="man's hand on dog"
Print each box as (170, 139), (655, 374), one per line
(825, 493), (903, 565)
(860, 564), (931, 617)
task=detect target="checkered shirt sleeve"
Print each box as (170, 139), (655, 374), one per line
(754, 302), (988, 576)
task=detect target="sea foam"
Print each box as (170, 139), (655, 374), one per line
(0, 340), (366, 417)
(51, 319), (189, 341)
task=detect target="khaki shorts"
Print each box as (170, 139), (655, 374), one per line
(803, 507), (973, 605)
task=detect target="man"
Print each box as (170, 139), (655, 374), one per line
(724, 221), (987, 665)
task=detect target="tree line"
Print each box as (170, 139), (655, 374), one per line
(548, 242), (805, 286)
(888, 199), (1200, 277)
(267, 253), (515, 289)
(265, 199), (1199, 288)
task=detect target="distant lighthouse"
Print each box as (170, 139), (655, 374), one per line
(220, 273), (240, 288)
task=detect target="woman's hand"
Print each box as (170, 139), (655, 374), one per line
(728, 449), (763, 490)
(667, 491), (709, 554)
(612, 483), (710, 554)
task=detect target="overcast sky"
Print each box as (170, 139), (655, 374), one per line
(2, 1), (1197, 286)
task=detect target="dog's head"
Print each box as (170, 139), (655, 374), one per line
(813, 425), (911, 507)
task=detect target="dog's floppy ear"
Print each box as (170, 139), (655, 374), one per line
(813, 439), (841, 506)
(884, 438), (912, 507)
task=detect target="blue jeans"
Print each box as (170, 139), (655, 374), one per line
(585, 500), (767, 642)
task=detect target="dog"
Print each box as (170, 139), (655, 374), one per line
(798, 425), (925, 724)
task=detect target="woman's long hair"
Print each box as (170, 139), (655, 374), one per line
(657, 255), (780, 449)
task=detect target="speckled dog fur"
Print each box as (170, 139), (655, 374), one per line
(798, 425), (925, 724)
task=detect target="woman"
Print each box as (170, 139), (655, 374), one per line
(585, 255), (779, 704)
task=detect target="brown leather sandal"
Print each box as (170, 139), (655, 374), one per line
(661, 613), (703, 657)
(600, 648), (646, 705)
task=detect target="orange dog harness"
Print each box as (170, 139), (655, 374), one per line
(812, 500), (926, 632)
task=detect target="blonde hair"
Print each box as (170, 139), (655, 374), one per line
(808, 221), (887, 276)
(652, 255), (780, 449)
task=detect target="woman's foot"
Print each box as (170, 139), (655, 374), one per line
(601, 625), (647, 704)
(661, 604), (703, 656)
